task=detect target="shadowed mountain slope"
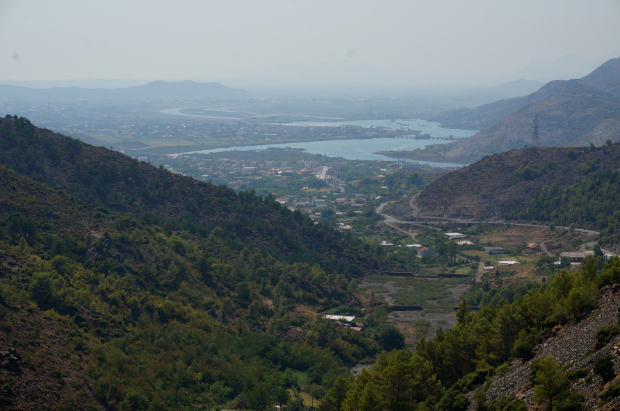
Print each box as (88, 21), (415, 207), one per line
(416, 144), (620, 220)
(0, 115), (390, 274)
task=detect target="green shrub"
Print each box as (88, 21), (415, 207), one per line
(452, 366), (494, 393)
(488, 395), (527, 411)
(599, 381), (620, 406)
(438, 389), (470, 411)
(553, 391), (584, 411)
(565, 368), (589, 381)
(593, 354), (615, 382)
(595, 324), (619, 349)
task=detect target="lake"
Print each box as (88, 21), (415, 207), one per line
(177, 137), (465, 168)
(166, 107), (474, 166)
(274, 118), (475, 138)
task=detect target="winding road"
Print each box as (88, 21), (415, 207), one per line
(376, 196), (616, 258)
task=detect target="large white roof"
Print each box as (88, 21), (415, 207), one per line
(324, 315), (356, 322)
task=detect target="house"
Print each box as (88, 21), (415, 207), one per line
(560, 250), (595, 265)
(406, 244), (423, 250)
(324, 315), (355, 322)
(400, 163), (421, 170)
(417, 247), (436, 258)
(484, 247), (506, 255)
(498, 260), (519, 266)
(379, 241), (394, 246)
(446, 232), (467, 239)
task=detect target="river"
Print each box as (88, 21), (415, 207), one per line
(165, 108), (474, 167)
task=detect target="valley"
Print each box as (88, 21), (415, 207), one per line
(0, 59), (619, 411)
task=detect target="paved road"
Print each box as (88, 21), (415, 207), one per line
(540, 241), (554, 257)
(377, 197), (616, 257)
(316, 166), (329, 180)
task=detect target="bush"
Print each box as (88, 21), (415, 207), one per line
(595, 325), (619, 349)
(452, 366), (494, 393)
(553, 391), (584, 411)
(378, 325), (405, 351)
(28, 271), (55, 308)
(599, 381), (620, 406)
(439, 389), (470, 411)
(565, 368), (589, 381)
(487, 395), (527, 411)
(593, 355), (615, 382)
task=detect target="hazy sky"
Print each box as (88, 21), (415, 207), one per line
(1, 0), (619, 81)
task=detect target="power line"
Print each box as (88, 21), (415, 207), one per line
(532, 116), (540, 147)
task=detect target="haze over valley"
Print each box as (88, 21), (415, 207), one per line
(2, 1), (620, 410)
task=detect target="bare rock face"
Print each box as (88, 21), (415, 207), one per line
(467, 284), (620, 410)
(0, 347), (21, 373)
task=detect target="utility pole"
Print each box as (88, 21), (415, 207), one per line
(532, 116), (540, 147)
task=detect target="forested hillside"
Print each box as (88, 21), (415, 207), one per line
(502, 168), (620, 246)
(319, 257), (620, 411)
(416, 143), (620, 220)
(0, 115), (392, 275)
(0, 164), (402, 409)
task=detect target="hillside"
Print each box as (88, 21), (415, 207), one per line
(433, 57), (620, 131)
(441, 85), (620, 158)
(465, 284), (620, 410)
(415, 144), (620, 220)
(0, 164), (389, 409)
(0, 115), (391, 275)
(317, 251), (620, 411)
(426, 57), (620, 160)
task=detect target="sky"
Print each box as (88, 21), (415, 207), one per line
(1, 0), (619, 83)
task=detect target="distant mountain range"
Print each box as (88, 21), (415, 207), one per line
(462, 79), (543, 99)
(0, 80), (250, 101)
(431, 57), (620, 159)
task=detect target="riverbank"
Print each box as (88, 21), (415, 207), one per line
(375, 149), (481, 165)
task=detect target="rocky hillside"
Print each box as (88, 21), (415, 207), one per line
(433, 57), (620, 130)
(441, 85), (620, 159)
(467, 284), (620, 410)
(430, 57), (620, 159)
(416, 144), (620, 219)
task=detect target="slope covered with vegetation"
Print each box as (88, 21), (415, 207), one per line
(502, 168), (620, 244)
(0, 164), (404, 409)
(0, 115), (392, 275)
(416, 143), (620, 220)
(319, 256), (620, 411)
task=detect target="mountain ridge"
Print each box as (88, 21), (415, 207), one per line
(0, 115), (391, 275)
(0, 80), (250, 101)
(429, 57), (620, 159)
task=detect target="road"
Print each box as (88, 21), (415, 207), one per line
(376, 197), (617, 258)
(316, 166), (329, 180)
